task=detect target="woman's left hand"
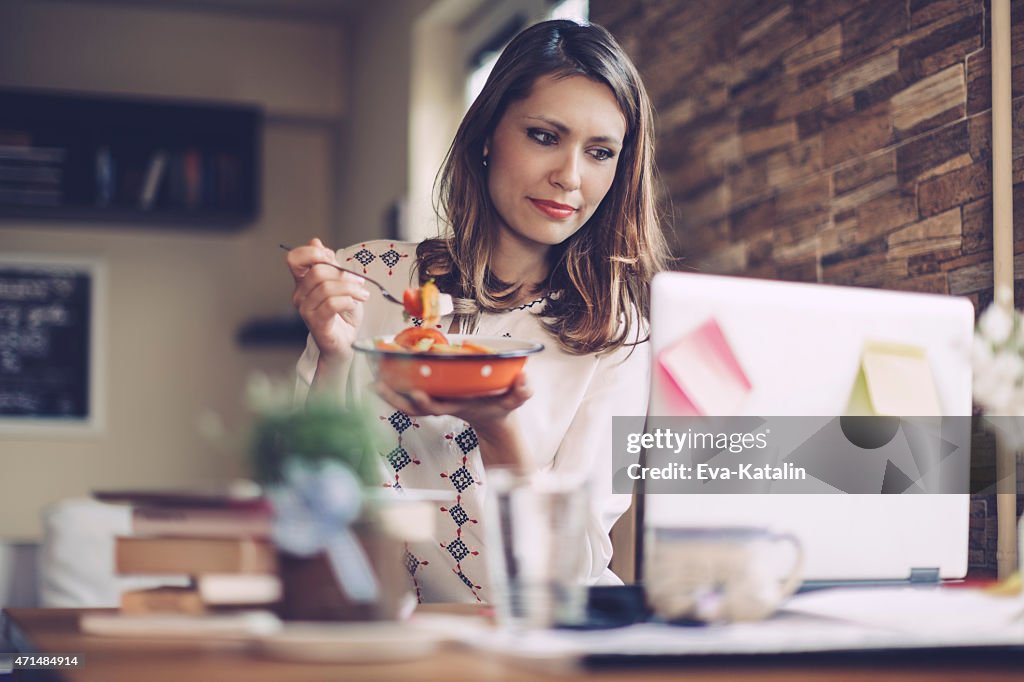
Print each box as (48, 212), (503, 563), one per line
(372, 373), (533, 469)
(372, 372), (532, 424)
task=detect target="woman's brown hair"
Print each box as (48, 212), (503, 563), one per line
(418, 19), (670, 355)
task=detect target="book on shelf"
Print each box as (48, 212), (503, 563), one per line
(120, 575), (282, 614)
(0, 163), (61, 185)
(198, 574), (281, 605)
(94, 485), (269, 511)
(138, 150), (168, 210)
(182, 147), (202, 209)
(0, 144), (66, 164)
(0, 142), (66, 208)
(115, 536), (278, 575)
(131, 505), (271, 539)
(95, 146), (115, 207)
(121, 586), (206, 615)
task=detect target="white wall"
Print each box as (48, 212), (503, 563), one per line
(0, 0), (345, 118)
(0, 0), (345, 539)
(335, 0), (432, 246)
(408, 0), (475, 243)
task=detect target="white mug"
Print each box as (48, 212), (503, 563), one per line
(644, 526), (803, 623)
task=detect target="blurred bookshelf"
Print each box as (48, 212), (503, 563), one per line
(0, 87), (261, 228)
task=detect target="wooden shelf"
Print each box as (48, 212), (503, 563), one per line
(0, 87), (261, 229)
(236, 314), (308, 348)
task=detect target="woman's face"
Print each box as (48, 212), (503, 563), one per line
(485, 74), (626, 255)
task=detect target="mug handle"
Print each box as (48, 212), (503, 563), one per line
(770, 532), (804, 598)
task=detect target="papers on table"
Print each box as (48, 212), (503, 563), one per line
(846, 341), (942, 416)
(783, 586), (1024, 635)
(79, 610), (282, 641)
(456, 587), (1024, 664)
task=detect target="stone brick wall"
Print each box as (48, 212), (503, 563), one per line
(592, 0), (1024, 574)
(593, 0), (1023, 309)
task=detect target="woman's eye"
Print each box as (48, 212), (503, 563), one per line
(589, 148), (615, 162)
(528, 129), (557, 145)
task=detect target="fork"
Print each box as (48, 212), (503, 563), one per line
(279, 243), (403, 306)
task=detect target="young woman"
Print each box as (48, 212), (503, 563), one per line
(286, 19), (669, 602)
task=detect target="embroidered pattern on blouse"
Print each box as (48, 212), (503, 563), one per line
(379, 411), (422, 490)
(408, 316), (446, 331)
(378, 408), (429, 600)
(404, 547), (429, 603)
(437, 430), (485, 601)
(346, 242), (410, 276)
(454, 568), (482, 594)
(441, 496), (478, 529)
(385, 410), (415, 434)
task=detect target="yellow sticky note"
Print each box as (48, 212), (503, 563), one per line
(845, 365), (875, 416)
(845, 341), (942, 416)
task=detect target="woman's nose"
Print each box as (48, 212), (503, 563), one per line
(550, 151), (581, 192)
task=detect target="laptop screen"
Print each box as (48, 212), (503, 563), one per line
(643, 272), (974, 581)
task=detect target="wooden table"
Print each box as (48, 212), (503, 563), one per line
(4, 607), (1024, 682)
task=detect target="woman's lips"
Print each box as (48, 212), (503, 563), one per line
(529, 198), (577, 220)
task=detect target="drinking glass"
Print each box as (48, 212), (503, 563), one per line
(484, 469), (589, 630)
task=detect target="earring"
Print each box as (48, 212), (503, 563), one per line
(482, 156), (488, 167)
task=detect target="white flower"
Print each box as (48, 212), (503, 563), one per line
(978, 304), (1013, 346)
(972, 338), (993, 369)
(973, 300), (1024, 418)
(1007, 392), (1024, 417)
(992, 351), (1024, 386)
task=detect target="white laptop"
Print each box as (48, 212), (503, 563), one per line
(643, 272), (975, 584)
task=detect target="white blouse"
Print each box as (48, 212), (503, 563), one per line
(295, 240), (650, 603)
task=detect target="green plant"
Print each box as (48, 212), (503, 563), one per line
(247, 377), (384, 486)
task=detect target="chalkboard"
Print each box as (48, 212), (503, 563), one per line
(0, 256), (104, 431)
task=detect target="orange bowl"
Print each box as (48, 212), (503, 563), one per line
(353, 334), (544, 398)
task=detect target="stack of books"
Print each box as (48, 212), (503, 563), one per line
(99, 489), (281, 615)
(0, 140), (66, 208)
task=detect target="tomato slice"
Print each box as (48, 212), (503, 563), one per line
(403, 280), (443, 323)
(393, 326), (448, 351)
(402, 288), (423, 318)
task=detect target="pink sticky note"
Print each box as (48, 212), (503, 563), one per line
(658, 318), (752, 416)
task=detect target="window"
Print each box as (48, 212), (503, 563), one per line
(464, 0), (589, 109)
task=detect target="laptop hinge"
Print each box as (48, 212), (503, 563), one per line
(909, 567), (940, 583)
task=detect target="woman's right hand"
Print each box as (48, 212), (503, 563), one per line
(285, 238), (370, 363)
